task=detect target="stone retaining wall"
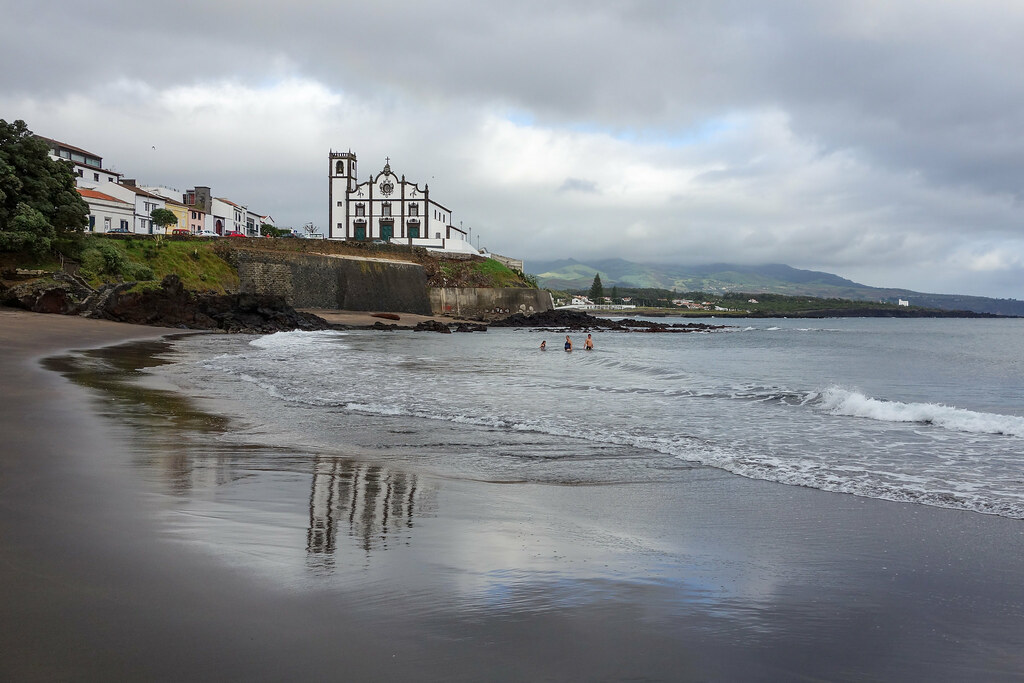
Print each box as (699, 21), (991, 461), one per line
(430, 287), (553, 320)
(236, 251), (432, 314)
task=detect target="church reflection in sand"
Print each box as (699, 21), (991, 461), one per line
(306, 456), (425, 572)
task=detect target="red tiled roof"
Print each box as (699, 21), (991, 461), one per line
(78, 188), (131, 205)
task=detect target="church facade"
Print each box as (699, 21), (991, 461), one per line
(328, 151), (475, 253)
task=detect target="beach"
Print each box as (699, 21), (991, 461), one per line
(2, 308), (1024, 681)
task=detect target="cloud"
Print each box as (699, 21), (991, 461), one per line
(558, 178), (599, 194)
(2, 1), (1023, 298)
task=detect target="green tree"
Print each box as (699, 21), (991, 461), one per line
(611, 285), (619, 303)
(150, 207), (178, 233)
(588, 273), (604, 301)
(0, 119), (88, 254)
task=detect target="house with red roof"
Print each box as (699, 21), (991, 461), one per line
(77, 187), (134, 233)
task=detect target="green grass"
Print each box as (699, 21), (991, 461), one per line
(78, 236), (238, 293)
(471, 259), (528, 287)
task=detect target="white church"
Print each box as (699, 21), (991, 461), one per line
(328, 151), (477, 253)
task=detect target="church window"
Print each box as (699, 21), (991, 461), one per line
(336, 160), (344, 174)
(409, 204), (418, 216)
(382, 203), (391, 217)
(355, 203), (365, 216)
(336, 201), (343, 207)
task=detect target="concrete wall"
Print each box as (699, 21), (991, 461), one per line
(236, 251), (432, 314)
(430, 287), (553, 319)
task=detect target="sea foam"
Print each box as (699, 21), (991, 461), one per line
(816, 386), (1024, 438)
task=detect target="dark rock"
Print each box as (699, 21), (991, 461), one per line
(490, 308), (729, 333)
(370, 312), (401, 321)
(413, 319), (453, 333)
(76, 274), (330, 333)
(453, 322), (488, 333)
(2, 279), (79, 314)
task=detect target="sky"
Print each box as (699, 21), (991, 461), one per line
(2, 1), (1022, 298)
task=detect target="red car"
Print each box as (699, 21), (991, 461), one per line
(225, 231), (246, 237)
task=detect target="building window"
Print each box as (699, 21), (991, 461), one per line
(382, 203), (391, 217)
(77, 169), (83, 177)
(88, 215), (95, 231)
(93, 172), (99, 181)
(120, 219), (129, 230)
(103, 217), (110, 231)
(409, 204), (418, 216)
(336, 201), (343, 207)
(355, 203), (365, 216)
(336, 160), (344, 174)
(435, 232), (441, 239)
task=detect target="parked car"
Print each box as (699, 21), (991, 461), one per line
(107, 226), (130, 234)
(196, 230), (219, 237)
(279, 231), (299, 238)
(171, 228), (190, 236)
(225, 231), (246, 237)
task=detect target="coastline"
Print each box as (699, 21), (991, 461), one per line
(4, 308), (1024, 681)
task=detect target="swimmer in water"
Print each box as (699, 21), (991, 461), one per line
(584, 334), (594, 350)
(564, 335), (573, 352)
(540, 340), (546, 350)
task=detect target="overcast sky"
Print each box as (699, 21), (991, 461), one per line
(2, 1), (1022, 297)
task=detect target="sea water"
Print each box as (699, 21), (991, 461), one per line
(155, 317), (1024, 519)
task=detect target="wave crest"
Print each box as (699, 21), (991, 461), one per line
(816, 386), (1024, 437)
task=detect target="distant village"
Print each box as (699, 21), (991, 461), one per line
(555, 294), (758, 311)
(41, 136), (486, 257)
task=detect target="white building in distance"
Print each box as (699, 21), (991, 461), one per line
(39, 136), (122, 187)
(328, 151), (476, 253)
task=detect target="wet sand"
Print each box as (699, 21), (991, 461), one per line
(3, 307), (1024, 681)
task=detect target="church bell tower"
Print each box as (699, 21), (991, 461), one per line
(329, 150), (357, 239)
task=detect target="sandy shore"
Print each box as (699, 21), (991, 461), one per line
(3, 307), (1024, 681)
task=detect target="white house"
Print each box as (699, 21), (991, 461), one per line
(77, 187), (134, 233)
(101, 180), (167, 235)
(328, 151), (476, 253)
(39, 137), (123, 188)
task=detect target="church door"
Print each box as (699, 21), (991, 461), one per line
(408, 224), (420, 238)
(381, 223), (393, 241)
(355, 225), (366, 240)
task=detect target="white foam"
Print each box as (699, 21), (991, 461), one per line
(816, 386), (1024, 438)
(248, 330), (345, 351)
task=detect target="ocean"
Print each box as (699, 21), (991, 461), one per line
(158, 317), (1024, 519)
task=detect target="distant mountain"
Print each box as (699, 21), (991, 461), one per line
(528, 259), (1024, 316)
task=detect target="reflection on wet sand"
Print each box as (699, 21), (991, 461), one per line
(45, 339), (432, 577)
(307, 456), (423, 572)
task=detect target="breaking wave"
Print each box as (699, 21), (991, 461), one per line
(814, 387), (1024, 438)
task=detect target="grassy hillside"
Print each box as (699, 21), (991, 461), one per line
(2, 235), (532, 295)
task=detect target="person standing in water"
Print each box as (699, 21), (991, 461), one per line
(584, 334), (594, 350)
(564, 335), (573, 351)
(540, 340), (547, 350)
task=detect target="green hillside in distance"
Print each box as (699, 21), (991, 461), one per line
(529, 258), (1024, 316)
